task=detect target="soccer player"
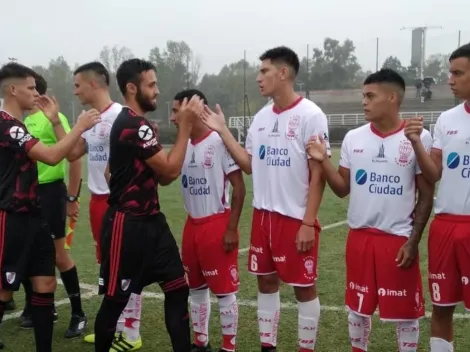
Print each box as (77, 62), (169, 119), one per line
(67, 61), (144, 350)
(20, 73), (87, 337)
(306, 69), (434, 352)
(0, 62), (99, 351)
(169, 89), (245, 352)
(404, 44), (470, 352)
(94, 58), (203, 352)
(201, 47), (328, 352)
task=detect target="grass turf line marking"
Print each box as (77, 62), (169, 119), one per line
(74, 282), (470, 320)
(238, 219), (348, 254)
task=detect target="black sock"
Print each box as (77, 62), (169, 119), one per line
(94, 295), (128, 352)
(31, 292), (54, 352)
(163, 284), (191, 352)
(22, 278), (33, 315)
(0, 300), (7, 323)
(60, 266), (83, 316)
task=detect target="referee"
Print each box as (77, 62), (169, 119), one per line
(20, 74), (87, 338)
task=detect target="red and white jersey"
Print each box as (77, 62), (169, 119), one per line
(433, 102), (470, 215)
(340, 123), (433, 237)
(82, 102), (122, 195)
(181, 131), (240, 219)
(246, 97), (331, 220)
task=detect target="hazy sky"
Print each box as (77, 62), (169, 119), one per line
(1, 0), (469, 76)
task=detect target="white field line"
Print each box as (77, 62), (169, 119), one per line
(238, 219), (348, 254)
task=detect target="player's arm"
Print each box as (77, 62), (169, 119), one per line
(408, 119), (443, 183)
(68, 158), (82, 197)
(49, 113), (68, 141)
(303, 159), (327, 225)
(52, 113), (87, 162)
(409, 175), (435, 246)
(104, 162), (110, 185)
(66, 138), (87, 162)
(319, 158), (351, 199)
(219, 126), (252, 175)
(226, 170), (246, 231)
(158, 175), (176, 186)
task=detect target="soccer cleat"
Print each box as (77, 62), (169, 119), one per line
(64, 313), (87, 339)
(110, 333), (143, 351)
(84, 332), (122, 344)
(19, 309), (58, 329)
(191, 343), (213, 352)
(5, 299), (16, 311)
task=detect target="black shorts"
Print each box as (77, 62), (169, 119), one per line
(99, 209), (186, 297)
(0, 211), (56, 291)
(37, 180), (67, 240)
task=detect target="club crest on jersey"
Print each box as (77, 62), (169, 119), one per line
(285, 115), (300, 140)
(229, 265), (239, 286)
(5, 272), (16, 284)
(121, 279), (131, 291)
(303, 256), (315, 280)
(90, 120), (111, 140)
(395, 140), (413, 167)
(202, 145), (215, 169)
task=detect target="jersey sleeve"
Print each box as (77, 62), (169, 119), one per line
(415, 129), (433, 174)
(432, 116), (444, 150)
(58, 113), (71, 133)
(339, 132), (351, 169)
(222, 146), (240, 175)
(304, 111), (331, 158)
(119, 116), (162, 160)
(0, 118), (39, 154)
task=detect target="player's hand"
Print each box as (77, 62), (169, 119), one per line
(395, 239), (418, 268)
(306, 134), (327, 162)
(200, 104), (226, 133)
(66, 201), (80, 222)
(404, 117), (423, 143)
(37, 95), (60, 122)
(223, 228), (239, 252)
(177, 95), (204, 126)
(296, 224), (315, 252)
(76, 109), (101, 131)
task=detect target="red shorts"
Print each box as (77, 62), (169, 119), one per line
(345, 229), (425, 320)
(428, 214), (470, 309)
(181, 211), (239, 295)
(89, 194), (109, 264)
(247, 209), (320, 286)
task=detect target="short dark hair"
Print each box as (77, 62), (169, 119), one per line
(0, 62), (36, 87)
(259, 46), (300, 77)
(116, 58), (156, 96)
(34, 73), (47, 95)
(173, 89), (208, 105)
(449, 43), (470, 62)
(74, 61), (110, 86)
(364, 68), (406, 91)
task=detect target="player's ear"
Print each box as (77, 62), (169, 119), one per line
(126, 82), (137, 96)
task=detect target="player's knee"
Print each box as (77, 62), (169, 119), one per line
(166, 285), (190, 304)
(432, 305), (455, 321)
(0, 290), (13, 302)
(217, 293), (236, 308)
(257, 274), (280, 294)
(190, 287), (210, 305)
(294, 284), (317, 302)
(31, 276), (56, 293)
(55, 247), (73, 271)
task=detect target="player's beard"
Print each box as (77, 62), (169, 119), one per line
(136, 88), (157, 113)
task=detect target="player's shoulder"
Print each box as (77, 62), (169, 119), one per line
(344, 123), (370, 140)
(0, 111), (22, 128)
(105, 102), (124, 119)
(437, 103), (467, 123)
(298, 98), (325, 115)
(252, 103), (273, 123)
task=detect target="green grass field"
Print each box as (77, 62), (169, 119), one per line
(2, 148), (469, 351)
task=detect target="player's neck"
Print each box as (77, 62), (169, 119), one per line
(125, 101), (146, 117)
(190, 124), (211, 142)
(90, 92), (113, 113)
(1, 100), (24, 122)
(271, 88), (299, 112)
(372, 116), (403, 134)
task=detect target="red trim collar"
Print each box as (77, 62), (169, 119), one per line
(465, 101), (470, 114)
(191, 130), (213, 145)
(272, 96), (303, 114)
(101, 102), (115, 114)
(370, 120), (405, 138)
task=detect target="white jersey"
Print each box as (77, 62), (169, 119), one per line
(433, 102), (470, 215)
(181, 131), (240, 219)
(340, 123), (433, 237)
(82, 102), (122, 195)
(246, 97), (331, 220)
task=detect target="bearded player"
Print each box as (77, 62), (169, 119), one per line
(307, 69), (434, 352)
(405, 44), (470, 352)
(66, 61), (144, 350)
(169, 89), (245, 352)
(201, 47), (328, 352)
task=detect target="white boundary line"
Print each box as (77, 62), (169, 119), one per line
(238, 219), (348, 254)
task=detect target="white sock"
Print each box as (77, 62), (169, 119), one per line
(396, 320), (419, 352)
(430, 337), (454, 352)
(190, 288), (211, 346)
(257, 291), (281, 347)
(116, 314), (125, 333)
(298, 298), (321, 351)
(123, 293), (142, 342)
(218, 294), (238, 351)
(348, 311), (371, 351)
